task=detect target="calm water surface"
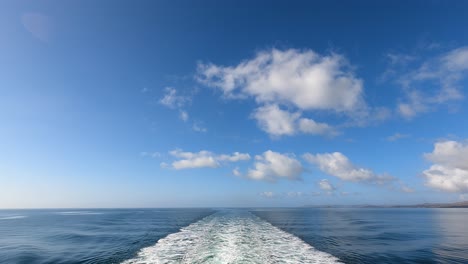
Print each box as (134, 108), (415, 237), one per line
(0, 208), (467, 263)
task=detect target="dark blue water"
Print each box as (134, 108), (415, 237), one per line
(1, 208), (467, 263)
(252, 208), (468, 264)
(0, 209), (214, 264)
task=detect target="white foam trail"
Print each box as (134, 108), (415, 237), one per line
(56, 211), (103, 215)
(0, 215), (27, 220)
(122, 211), (342, 264)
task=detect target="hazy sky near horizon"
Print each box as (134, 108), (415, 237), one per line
(2, 0), (468, 208)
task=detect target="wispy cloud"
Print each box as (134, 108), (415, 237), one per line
(179, 110), (189, 122)
(259, 191), (305, 198)
(391, 47), (468, 119)
(259, 191), (276, 198)
(21, 12), (53, 43)
(140, 152), (162, 158)
(159, 87), (211, 129)
(159, 87), (190, 109)
(386, 133), (410, 142)
(386, 53), (416, 66)
(192, 122), (207, 133)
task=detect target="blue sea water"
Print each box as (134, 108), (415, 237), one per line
(0, 208), (467, 263)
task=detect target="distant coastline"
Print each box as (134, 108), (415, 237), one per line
(304, 201), (468, 208)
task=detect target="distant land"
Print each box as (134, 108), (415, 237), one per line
(304, 201), (468, 208)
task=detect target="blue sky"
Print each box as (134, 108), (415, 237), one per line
(2, 1), (468, 208)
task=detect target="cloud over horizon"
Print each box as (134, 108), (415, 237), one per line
(423, 140), (468, 193)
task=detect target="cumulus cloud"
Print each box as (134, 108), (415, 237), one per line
(423, 140), (468, 192)
(198, 48), (365, 111)
(170, 150), (219, 169)
(168, 149), (250, 170)
(218, 152), (251, 162)
(318, 179), (336, 192)
(252, 104), (338, 137)
(395, 47), (468, 118)
(303, 152), (395, 184)
(298, 117), (338, 136)
(197, 48), (368, 137)
(247, 150), (303, 182)
(252, 104), (298, 136)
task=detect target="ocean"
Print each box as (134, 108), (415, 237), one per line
(0, 208), (467, 263)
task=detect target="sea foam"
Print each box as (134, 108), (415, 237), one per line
(122, 210), (341, 264)
(0, 216), (27, 220)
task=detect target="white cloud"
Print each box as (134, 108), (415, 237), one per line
(252, 104), (337, 137)
(218, 152), (251, 162)
(159, 87), (190, 109)
(259, 191), (275, 198)
(303, 152), (395, 184)
(197, 48), (367, 137)
(168, 149), (250, 170)
(286, 191), (304, 197)
(396, 47), (468, 118)
(192, 123), (207, 133)
(170, 150), (219, 169)
(400, 185), (415, 193)
(159, 88), (212, 132)
(198, 48), (365, 111)
(318, 179), (336, 191)
(140, 152), (161, 158)
(298, 117), (338, 136)
(425, 140), (468, 170)
(247, 150), (303, 182)
(232, 167), (242, 177)
(259, 191), (304, 198)
(386, 133), (410, 142)
(252, 104), (298, 136)
(179, 110), (189, 122)
(386, 53), (416, 66)
(423, 140), (468, 193)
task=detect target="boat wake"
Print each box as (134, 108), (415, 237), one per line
(122, 210), (341, 263)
